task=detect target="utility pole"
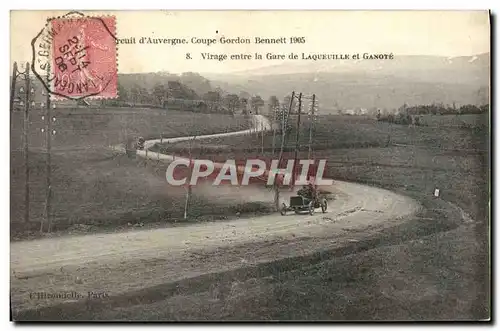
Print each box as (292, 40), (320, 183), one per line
(10, 62), (18, 130)
(184, 138), (194, 220)
(271, 119), (276, 155)
(274, 91), (295, 210)
(271, 106), (278, 155)
(291, 93), (303, 190)
(261, 122), (264, 154)
(184, 111), (197, 220)
(308, 94), (316, 160)
(23, 63), (31, 224)
(281, 105), (286, 139)
(279, 92), (294, 165)
(10, 62), (32, 224)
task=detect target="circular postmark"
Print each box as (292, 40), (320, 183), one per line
(31, 11), (118, 101)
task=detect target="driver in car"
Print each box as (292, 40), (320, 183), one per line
(137, 137), (145, 150)
(297, 183), (315, 202)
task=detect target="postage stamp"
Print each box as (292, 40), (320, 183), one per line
(31, 12), (117, 100)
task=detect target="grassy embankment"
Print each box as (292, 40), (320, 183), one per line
(10, 108), (252, 239)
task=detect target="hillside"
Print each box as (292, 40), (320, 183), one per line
(118, 72), (213, 97)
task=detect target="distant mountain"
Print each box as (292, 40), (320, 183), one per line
(202, 53), (490, 112)
(204, 53), (489, 82)
(16, 53), (489, 113)
(118, 71), (213, 97)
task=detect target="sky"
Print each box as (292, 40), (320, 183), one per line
(10, 10), (490, 74)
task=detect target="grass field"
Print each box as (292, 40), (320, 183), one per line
(10, 107), (251, 238)
(143, 114), (490, 320)
(160, 115), (488, 222)
(161, 114), (487, 154)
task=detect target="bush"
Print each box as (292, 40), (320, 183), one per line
(396, 113), (411, 125)
(378, 114), (395, 123)
(414, 116), (421, 126)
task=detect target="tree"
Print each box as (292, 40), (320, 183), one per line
(203, 91), (221, 103)
(240, 97), (249, 115)
(235, 91), (250, 115)
(167, 80), (199, 100)
(117, 83), (129, 102)
(268, 95), (280, 115)
(152, 83), (167, 105)
(224, 93), (240, 114)
(202, 90), (222, 113)
(138, 87), (150, 104)
(130, 86), (140, 105)
(214, 87), (225, 97)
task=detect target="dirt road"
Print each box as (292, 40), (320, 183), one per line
(11, 180), (420, 313)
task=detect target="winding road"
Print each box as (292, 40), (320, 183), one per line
(11, 114), (421, 314)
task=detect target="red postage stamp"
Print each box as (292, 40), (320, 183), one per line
(32, 13), (118, 100)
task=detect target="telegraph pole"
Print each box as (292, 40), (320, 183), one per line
(184, 138), (193, 220)
(274, 91), (295, 210)
(271, 112), (276, 155)
(23, 63), (31, 224)
(261, 122), (264, 154)
(10, 63), (18, 130)
(291, 93), (303, 189)
(184, 111), (198, 220)
(278, 92), (294, 165)
(281, 105), (286, 139)
(10, 62), (33, 224)
(44, 73), (52, 232)
(308, 94), (316, 160)
(271, 102), (282, 155)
